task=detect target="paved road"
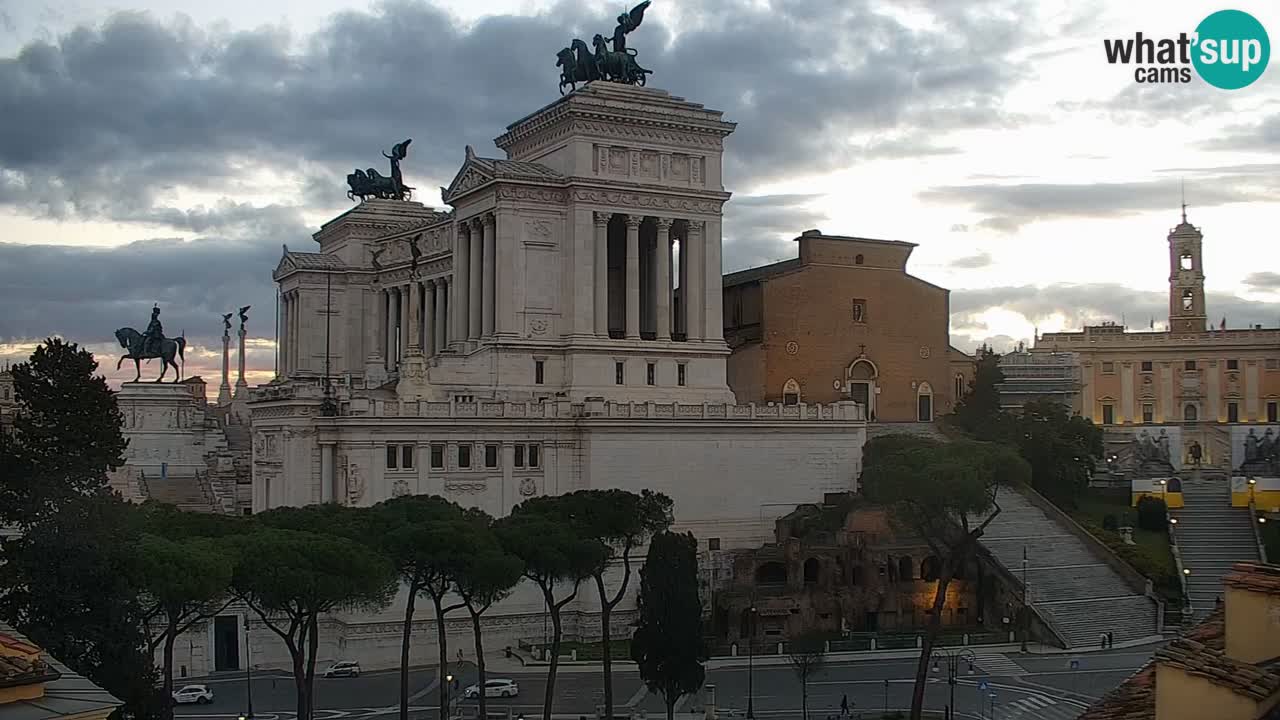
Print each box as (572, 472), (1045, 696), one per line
(175, 646), (1159, 720)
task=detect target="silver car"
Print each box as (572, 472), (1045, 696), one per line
(463, 678), (519, 698)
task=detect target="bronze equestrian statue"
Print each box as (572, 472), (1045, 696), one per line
(114, 305), (186, 382)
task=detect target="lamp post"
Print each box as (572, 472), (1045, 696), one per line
(244, 619), (254, 720)
(930, 647), (975, 720)
(1159, 478), (1167, 503)
(746, 604), (757, 719)
(1249, 477), (1257, 505)
(444, 673), (453, 720)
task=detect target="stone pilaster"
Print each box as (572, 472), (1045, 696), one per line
(468, 217), (483, 341)
(482, 213), (496, 338)
(685, 220), (705, 341)
(454, 223), (470, 347)
(594, 212), (611, 337)
(423, 280), (436, 357)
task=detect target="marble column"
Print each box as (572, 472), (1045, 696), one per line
(468, 218), (483, 341)
(435, 278), (448, 352)
(676, 235), (686, 338)
(399, 286), (410, 362)
(455, 223), (471, 346)
(320, 443), (335, 503)
(288, 292), (299, 373)
(218, 328), (232, 405)
(423, 280), (436, 357)
(703, 218), (724, 343)
(369, 288), (385, 364)
(383, 289), (394, 371)
(278, 294), (289, 375)
(482, 213), (496, 338)
(654, 218), (673, 341)
(594, 212), (610, 337)
(685, 220), (705, 341)
(235, 321), (248, 397)
(625, 214), (642, 339)
(407, 281), (422, 352)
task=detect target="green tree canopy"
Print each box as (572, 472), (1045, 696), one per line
(951, 345), (1008, 437)
(0, 338), (126, 526)
(232, 527), (397, 720)
(860, 434), (1029, 720)
(1012, 398), (1103, 506)
(453, 514), (522, 720)
(630, 531), (706, 720)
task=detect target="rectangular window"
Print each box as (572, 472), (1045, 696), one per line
(647, 363), (655, 386)
(386, 445), (398, 470)
(1267, 358), (1279, 370)
(1184, 360), (1197, 371)
(1102, 404), (1115, 425)
(528, 444), (540, 468)
(458, 444), (471, 469)
(1268, 401), (1278, 423)
(1101, 361), (1115, 374)
(1227, 359), (1239, 370)
(535, 360), (545, 385)
(852, 299), (867, 323)
(1142, 404), (1153, 423)
(1228, 402), (1239, 423)
(430, 444), (445, 469)
(402, 445), (414, 470)
(1141, 361), (1153, 372)
(708, 538), (721, 551)
(677, 364), (686, 387)
(615, 361), (624, 385)
(514, 445), (525, 468)
(485, 444), (499, 469)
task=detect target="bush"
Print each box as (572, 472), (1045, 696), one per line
(1136, 496), (1168, 532)
(1102, 514), (1119, 531)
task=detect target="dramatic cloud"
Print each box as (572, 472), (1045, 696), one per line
(921, 172), (1280, 231)
(722, 194), (827, 272)
(949, 252), (991, 269)
(1245, 271), (1280, 293)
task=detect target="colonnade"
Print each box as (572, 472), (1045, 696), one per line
(376, 276), (451, 370)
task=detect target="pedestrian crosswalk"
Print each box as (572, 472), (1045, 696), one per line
(971, 652), (1027, 677)
(998, 693), (1081, 719)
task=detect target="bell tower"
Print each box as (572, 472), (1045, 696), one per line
(1167, 205), (1206, 333)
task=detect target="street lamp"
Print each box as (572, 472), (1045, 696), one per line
(931, 647), (976, 720)
(244, 619), (254, 720)
(746, 604), (757, 719)
(444, 674), (454, 720)
(1159, 478), (1167, 503)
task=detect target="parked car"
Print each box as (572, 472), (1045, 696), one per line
(463, 678), (519, 699)
(172, 685), (214, 705)
(322, 660), (361, 678)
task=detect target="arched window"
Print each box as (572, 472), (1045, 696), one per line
(1184, 404), (1198, 422)
(898, 556), (913, 581)
(917, 382), (934, 422)
(782, 378), (801, 406)
(756, 562), (787, 585)
(1180, 252), (1194, 271)
(803, 558), (820, 584)
(1182, 289), (1194, 311)
(854, 253), (864, 265)
(954, 374), (966, 399)
(921, 556), (941, 582)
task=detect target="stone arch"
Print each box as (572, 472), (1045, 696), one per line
(847, 359), (878, 418)
(756, 561), (787, 585)
(921, 556), (941, 582)
(898, 555), (913, 581)
(782, 378), (801, 406)
(803, 557), (820, 584)
(917, 381), (935, 422)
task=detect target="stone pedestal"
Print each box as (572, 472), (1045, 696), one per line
(218, 332), (233, 406)
(115, 383), (216, 479)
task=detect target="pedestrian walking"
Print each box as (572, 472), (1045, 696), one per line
(841, 694), (849, 717)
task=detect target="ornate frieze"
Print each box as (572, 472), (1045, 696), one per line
(496, 186), (568, 204)
(571, 189), (722, 214)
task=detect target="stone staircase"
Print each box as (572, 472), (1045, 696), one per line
(979, 488), (1160, 648)
(1172, 478), (1261, 618)
(142, 471), (222, 513)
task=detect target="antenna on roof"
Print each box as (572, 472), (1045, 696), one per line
(1181, 179), (1187, 223)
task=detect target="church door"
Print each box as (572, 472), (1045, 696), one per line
(917, 393), (933, 422)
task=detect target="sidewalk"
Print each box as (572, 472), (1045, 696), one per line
(482, 634), (1168, 674)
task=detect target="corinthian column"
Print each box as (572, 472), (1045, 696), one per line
(435, 278), (448, 352)
(407, 281), (422, 353)
(454, 223), (471, 346)
(685, 220), (705, 341)
(654, 218), (673, 341)
(218, 323), (232, 405)
(594, 212), (610, 336)
(468, 218), (483, 341)
(625, 214), (643, 340)
(482, 213), (496, 338)
(423, 280), (436, 357)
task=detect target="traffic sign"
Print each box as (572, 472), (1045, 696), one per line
(978, 681), (988, 691)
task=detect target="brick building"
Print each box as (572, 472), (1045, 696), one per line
(723, 230), (964, 422)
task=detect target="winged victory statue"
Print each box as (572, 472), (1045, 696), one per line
(557, 1), (653, 94)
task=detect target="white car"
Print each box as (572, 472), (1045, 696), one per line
(171, 685), (214, 705)
(323, 660), (361, 678)
(463, 678), (519, 698)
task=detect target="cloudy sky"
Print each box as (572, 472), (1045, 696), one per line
(1, 0), (1278, 390)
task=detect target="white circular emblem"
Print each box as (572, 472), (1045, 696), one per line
(832, 379), (843, 390)
(785, 341), (799, 355)
(919, 346), (931, 359)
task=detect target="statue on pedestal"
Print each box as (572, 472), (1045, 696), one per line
(557, 1), (653, 94)
(347, 140), (414, 202)
(114, 305), (187, 382)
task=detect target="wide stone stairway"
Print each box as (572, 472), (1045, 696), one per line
(142, 471), (221, 513)
(1174, 478), (1261, 618)
(980, 488), (1160, 648)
